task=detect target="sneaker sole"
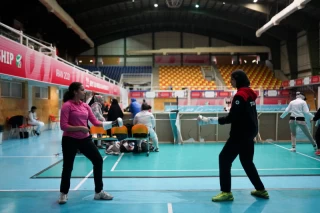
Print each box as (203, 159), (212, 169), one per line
(251, 194), (269, 199)
(212, 197), (234, 202)
(94, 197), (114, 200)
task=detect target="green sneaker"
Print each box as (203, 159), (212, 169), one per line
(251, 190), (269, 199)
(212, 192), (234, 202)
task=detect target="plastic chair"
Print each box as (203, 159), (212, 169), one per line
(111, 126), (128, 141)
(131, 124), (150, 156)
(49, 115), (60, 130)
(25, 117), (36, 136)
(90, 126), (117, 142)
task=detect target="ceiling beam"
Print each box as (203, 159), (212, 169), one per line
(80, 8), (292, 40)
(91, 17), (280, 47)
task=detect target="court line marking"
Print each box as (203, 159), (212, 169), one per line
(74, 156), (107, 190)
(112, 168), (320, 172)
(168, 203), (173, 213)
(0, 156), (85, 158)
(3, 187), (320, 192)
(267, 141), (320, 162)
(111, 153), (124, 172)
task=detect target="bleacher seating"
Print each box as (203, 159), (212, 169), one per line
(80, 66), (152, 82)
(218, 65), (282, 89)
(159, 66), (216, 90)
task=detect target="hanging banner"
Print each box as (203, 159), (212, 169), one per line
(0, 36), (120, 96)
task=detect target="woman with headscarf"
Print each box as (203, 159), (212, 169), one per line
(89, 94), (106, 148)
(197, 70), (268, 202)
(280, 91), (317, 152)
(107, 99), (124, 136)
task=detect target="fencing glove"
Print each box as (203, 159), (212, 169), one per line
(197, 115), (219, 126)
(102, 118), (123, 130)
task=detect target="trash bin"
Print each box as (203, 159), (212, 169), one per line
(0, 125), (3, 145)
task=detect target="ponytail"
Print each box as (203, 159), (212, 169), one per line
(63, 82), (83, 103)
(63, 91), (73, 103)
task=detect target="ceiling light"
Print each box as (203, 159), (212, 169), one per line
(132, 0), (135, 2)
(223, 2), (225, 4)
(79, 60), (82, 63)
(253, 0), (258, 3)
(154, 3), (158, 7)
(90, 60), (93, 62)
(195, 4), (199, 8)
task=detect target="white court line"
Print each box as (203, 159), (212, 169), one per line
(267, 142), (320, 162)
(168, 203), (173, 213)
(74, 156), (107, 191)
(111, 153), (124, 171)
(113, 168), (320, 172)
(0, 156), (85, 158)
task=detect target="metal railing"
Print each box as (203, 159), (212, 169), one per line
(0, 22), (119, 86)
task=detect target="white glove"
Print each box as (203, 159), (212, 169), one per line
(197, 115), (219, 126)
(102, 118), (124, 130)
(102, 121), (113, 130)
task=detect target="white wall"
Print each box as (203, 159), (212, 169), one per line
(98, 39), (124, 55)
(126, 57), (153, 66)
(155, 32), (180, 49)
(183, 33), (208, 48)
(126, 33), (152, 52)
(297, 32), (311, 72)
(211, 38), (234, 47)
(80, 48), (94, 56)
(280, 43), (290, 75)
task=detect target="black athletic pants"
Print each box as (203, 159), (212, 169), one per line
(219, 137), (265, 192)
(60, 136), (103, 194)
(315, 127), (320, 148)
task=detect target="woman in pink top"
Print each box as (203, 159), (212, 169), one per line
(58, 82), (123, 204)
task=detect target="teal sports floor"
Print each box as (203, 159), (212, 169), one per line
(32, 142), (320, 178)
(1, 130), (320, 213)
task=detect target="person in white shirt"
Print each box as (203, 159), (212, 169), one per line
(133, 103), (159, 152)
(280, 92), (317, 152)
(28, 106), (44, 135)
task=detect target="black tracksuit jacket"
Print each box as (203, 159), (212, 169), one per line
(218, 87), (258, 140)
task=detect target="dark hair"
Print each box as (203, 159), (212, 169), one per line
(31, 106), (37, 110)
(231, 70), (250, 88)
(63, 82), (83, 102)
(141, 103), (151, 111)
(111, 99), (118, 105)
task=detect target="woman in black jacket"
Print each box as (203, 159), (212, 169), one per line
(198, 70), (269, 202)
(107, 99), (124, 136)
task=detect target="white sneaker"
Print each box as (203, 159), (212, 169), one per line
(290, 148), (296, 152)
(58, 193), (68, 204)
(94, 191), (113, 200)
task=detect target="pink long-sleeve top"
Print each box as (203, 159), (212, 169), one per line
(60, 100), (101, 139)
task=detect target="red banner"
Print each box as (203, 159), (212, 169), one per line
(129, 91), (144, 98)
(295, 79), (303, 86)
(158, 92), (172, 98)
(0, 36), (120, 96)
(311, 76), (320, 84)
(191, 91), (203, 98)
(217, 91), (231, 98)
(282, 81), (289, 87)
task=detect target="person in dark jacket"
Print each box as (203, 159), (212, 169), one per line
(107, 99), (124, 136)
(198, 70), (269, 202)
(312, 109), (320, 156)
